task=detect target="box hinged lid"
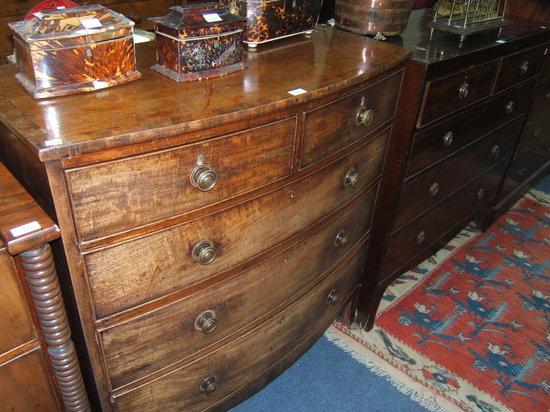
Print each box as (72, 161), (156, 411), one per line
(9, 4), (134, 44)
(149, 2), (246, 39)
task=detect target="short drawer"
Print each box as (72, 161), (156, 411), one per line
(66, 118), (297, 242)
(382, 162), (507, 280)
(112, 247), (364, 410)
(0, 348), (60, 411)
(85, 129), (389, 318)
(494, 44), (548, 93)
(100, 189), (374, 388)
(483, 80), (536, 131)
(0, 248), (36, 355)
(395, 118), (523, 230)
(418, 60), (497, 127)
(301, 70), (401, 167)
(406, 103), (487, 178)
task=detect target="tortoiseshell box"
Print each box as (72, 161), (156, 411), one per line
(9, 5), (140, 99)
(150, 3), (247, 82)
(220, 0), (324, 47)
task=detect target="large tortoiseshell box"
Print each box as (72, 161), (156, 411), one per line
(9, 5), (140, 99)
(220, 0), (324, 47)
(150, 3), (246, 82)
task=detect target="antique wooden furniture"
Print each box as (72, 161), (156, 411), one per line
(0, 162), (89, 411)
(360, 9), (550, 329)
(0, 28), (409, 410)
(9, 5), (140, 99)
(220, 0), (324, 48)
(150, 3), (246, 82)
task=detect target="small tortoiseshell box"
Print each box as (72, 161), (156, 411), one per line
(9, 5), (141, 99)
(149, 3), (247, 82)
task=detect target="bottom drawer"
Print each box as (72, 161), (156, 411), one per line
(381, 161), (508, 281)
(0, 348), (60, 411)
(113, 248), (365, 411)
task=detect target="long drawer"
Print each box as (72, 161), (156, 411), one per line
(100, 188), (374, 388)
(301, 70), (401, 168)
(417, 60), (498, 127)
(394, 118), (522, 231)
(66, 118), (297, 242)
(382, 161), (508, 280)
(85, 129), (389, 318)
(406, 103), (487, 178)
(112, 246), (365, 410)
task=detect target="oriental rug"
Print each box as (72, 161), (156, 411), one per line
(327, 176), (550, 412)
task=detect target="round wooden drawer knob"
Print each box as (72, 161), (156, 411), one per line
(195, 310), (217, 334)
(334, 230), (349, 248)
(200, 376), (219, 395)
(429, 182), (440, 197)
(190, 164), (218, 192)
(344, 167), (361, 188)
(356, 107), (375, 127)
(192, 240), (217, 265)
(442, 131), (454, 147)
(520, 60), (529, 75)
(458, 81), (469, 99)
(325, 289), (340, 305)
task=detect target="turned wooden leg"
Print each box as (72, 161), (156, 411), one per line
(19, 244), (90, 412)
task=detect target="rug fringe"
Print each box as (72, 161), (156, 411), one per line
(325, 329), (453, 412)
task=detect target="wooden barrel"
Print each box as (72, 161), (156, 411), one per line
(335, 0), (415, 36)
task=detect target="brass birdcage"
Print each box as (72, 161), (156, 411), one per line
(428, 0), (507, 42)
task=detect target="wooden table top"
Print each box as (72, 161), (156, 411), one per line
(0, 162), (59, 255)
(0, 26), (409, 162)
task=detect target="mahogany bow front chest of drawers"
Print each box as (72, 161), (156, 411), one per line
(0, 28), (409, 410)
(360, 10), (550, 328)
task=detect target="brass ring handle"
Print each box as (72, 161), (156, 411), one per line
(195, 310), (217, 334)
(344, 167), (361, 188)
(476, 188), (485, 200)
(200, 376), (219, 395)
(442, 131), (454, 147)
(490, 145), (501, 158)
(458, 81), (469, 99)
(334, 230), (349, 248)
(325, 289), (339, 305)
(190, 164), (218, 192)
(355, 107), (375, 127)
(505, 101), (515, 114)
(416, 231), (426, 244)
(429, 182), (440, 197)
(192, 240), (217, 265)
(520, 60), (529, 75)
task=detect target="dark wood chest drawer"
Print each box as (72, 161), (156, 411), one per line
(406, 103), (487, 178)
(494, 44), (549, 93)
(483, 80), (537, 130)
(112, 247), (364, 410)
(301, 70), (401, 167)
(394, 118), (523, 231)
(382, 161), (508, 280)
(100, 188), (374, 389)
(417, 60), (498, 127)
(67, 118), (297, 242)
(85, 129), (389, 319)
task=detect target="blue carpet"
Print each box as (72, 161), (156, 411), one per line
(232, 335), (427, 411)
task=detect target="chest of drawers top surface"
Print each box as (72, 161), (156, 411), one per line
(0, 27), (409, 162)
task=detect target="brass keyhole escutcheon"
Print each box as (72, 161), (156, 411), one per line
(190, 164), (218, 192)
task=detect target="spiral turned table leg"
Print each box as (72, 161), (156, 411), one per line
(20, 244), (90, 412)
